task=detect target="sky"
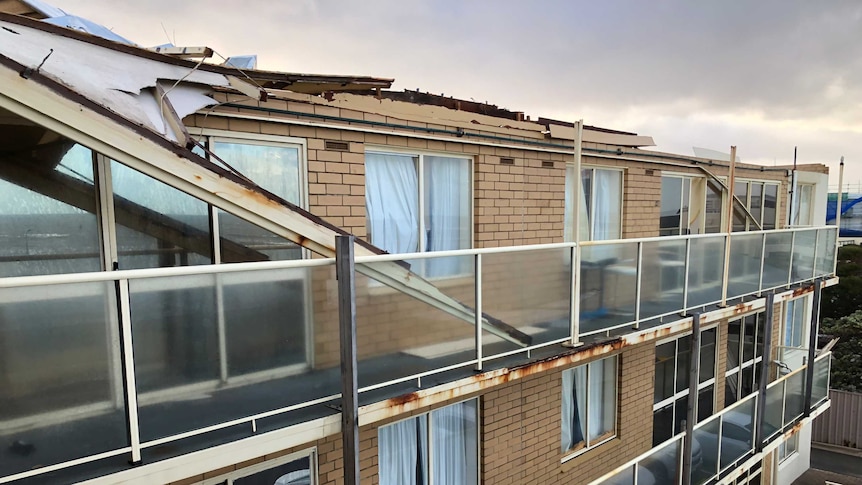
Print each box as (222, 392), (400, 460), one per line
(55, 0), (862, 189)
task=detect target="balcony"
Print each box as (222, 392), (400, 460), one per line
(0, 226), (838, 482)
(591, 351), (832, 485)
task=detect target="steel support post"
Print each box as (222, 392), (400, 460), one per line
(336, 235), (360, 485)
(681, 311), (702, 485)
(755, 293), (775, 451)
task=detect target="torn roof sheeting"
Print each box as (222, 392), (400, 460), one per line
(0, 17), (229, 141)
(0, 13), (530, 347)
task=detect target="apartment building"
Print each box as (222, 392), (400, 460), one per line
(0, 10), (837, 485)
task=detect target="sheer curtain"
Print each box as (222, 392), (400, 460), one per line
(588, 357), (616, 441)
(593, 170), (621, 240)
(379, 416), (428, 485)
(564, 166), (592, 242)
(365, 153), (420, 254)
(424, 156), (470, 277)
(561, 366), (587, 451)
(431, 400), (478, 485)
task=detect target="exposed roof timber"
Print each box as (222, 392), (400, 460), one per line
(378, 90), (526, 121)
(696, 165), (763, 230)
(0, 49), (529, 346)
(0, 13), (393, 95)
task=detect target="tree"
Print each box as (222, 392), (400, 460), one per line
(820, 245), (862, 392)
(820, 311), (862, 392)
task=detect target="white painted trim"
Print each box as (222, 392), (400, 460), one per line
(78, 415), (340, 485)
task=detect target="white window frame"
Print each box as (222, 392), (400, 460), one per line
(564, 164), (624, 241)
(561, 354), (619, 461)
(733, 179), (780, 231)
(200, 447), (318, 485)
(660, 173), (708, 236)
(364, 146), (474, 279)
(377, 398), (480, 485)
(652, 326), (718, 440)
(724, 312), (766, 405)
(777, 433), (799, 464)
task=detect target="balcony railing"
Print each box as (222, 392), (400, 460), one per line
(593, 352), (832, 485)
(0, 226), (838, 482)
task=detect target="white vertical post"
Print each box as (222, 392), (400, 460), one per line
(568, 120), (584, 347)
(118, 279), (142, 464)
(721, 146), (737, 307)
(475, 253), (483, 371)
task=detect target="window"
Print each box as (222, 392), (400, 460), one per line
(777, 434), (799, 464)
(725, 313), (765, 405)
(365, 151), (472, 278)
(733, 180), (779, 231)
(200, 449), (316, 484)
(564, 166), (622, 241)
(792, 183), (814, 226)
(207, 134), (306, 263)
(783, 297), (808, 348)
(378, 399), (478, 485)
(653, 329), (717, 445)
(561, 355), (617, 454)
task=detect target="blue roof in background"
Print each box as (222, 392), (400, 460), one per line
(23, 0), (134, 45)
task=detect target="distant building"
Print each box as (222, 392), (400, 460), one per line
(0, 7), (837, 485)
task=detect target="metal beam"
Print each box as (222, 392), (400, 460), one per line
(336, 235), (360, 485)
(681, 311), (701, 485)
(755, 293), (774, 451)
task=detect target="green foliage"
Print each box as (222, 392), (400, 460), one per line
(820, 311), (862, 392)
(820, 245), (862, 392)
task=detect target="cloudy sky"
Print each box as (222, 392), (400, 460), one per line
(59, 0), (861, 187)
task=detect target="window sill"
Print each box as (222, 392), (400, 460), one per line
(560, 433), (617, 464)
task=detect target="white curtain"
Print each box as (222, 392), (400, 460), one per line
(431, 400), (478, 485)
(588, 358), (616, 441)
(561, 366), (587, 450)
(593, 169), (622, 241)
(365, 153), (419, 254)
(211, 141), (300, 205)
(379, 416), (428, 485)
(563, 166), (592, 242)
(424, 156), (470, 277)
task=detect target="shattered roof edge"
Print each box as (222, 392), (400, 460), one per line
(0, 48), (386, 256)
(0, 13), (394, 87)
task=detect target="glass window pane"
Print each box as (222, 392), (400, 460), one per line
(365, 153), (419, 254)
(705, 180), (723, 234)
(234, 456), (311, 485)
(700, 329), (717, 384)
(660, 176), (683, 236)
(727, 320), (741, 372)
(676, 336), (692, 393)
(697, 385), (714, 423)
(582, 168), (593, 240)
(424, 156), (471, 277)
(218, 211), (301, 263)
(111, 161), (212, 269)
(0, 138), (102, 277)
(733, 181), (749, 232)
(655, 342), (676, 403)
(0, 282), (128, 476)
(592, 169), (622, 240)
(763, 184), (778, 230)
(211, 141), (301, 205)
(562, 366), (588, 451)
(742, 315), (756, 363)
(749, 183), (763, 226)
(681, 178), (691, 234)
(431, 400), (478, 485)
(653, 404), (674, 446)
(589, 357), (617, 442)
(379, 415), (428, 485)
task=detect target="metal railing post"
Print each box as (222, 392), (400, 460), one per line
(681, 311), (702, 485)
(475, 253), (484, 370)
(335, 235), (359, 485)
(803, 280), (822, 417)
(755, 293), (774, 451)
(682, 238), (691, 314)
(117, 279), (141, 464)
